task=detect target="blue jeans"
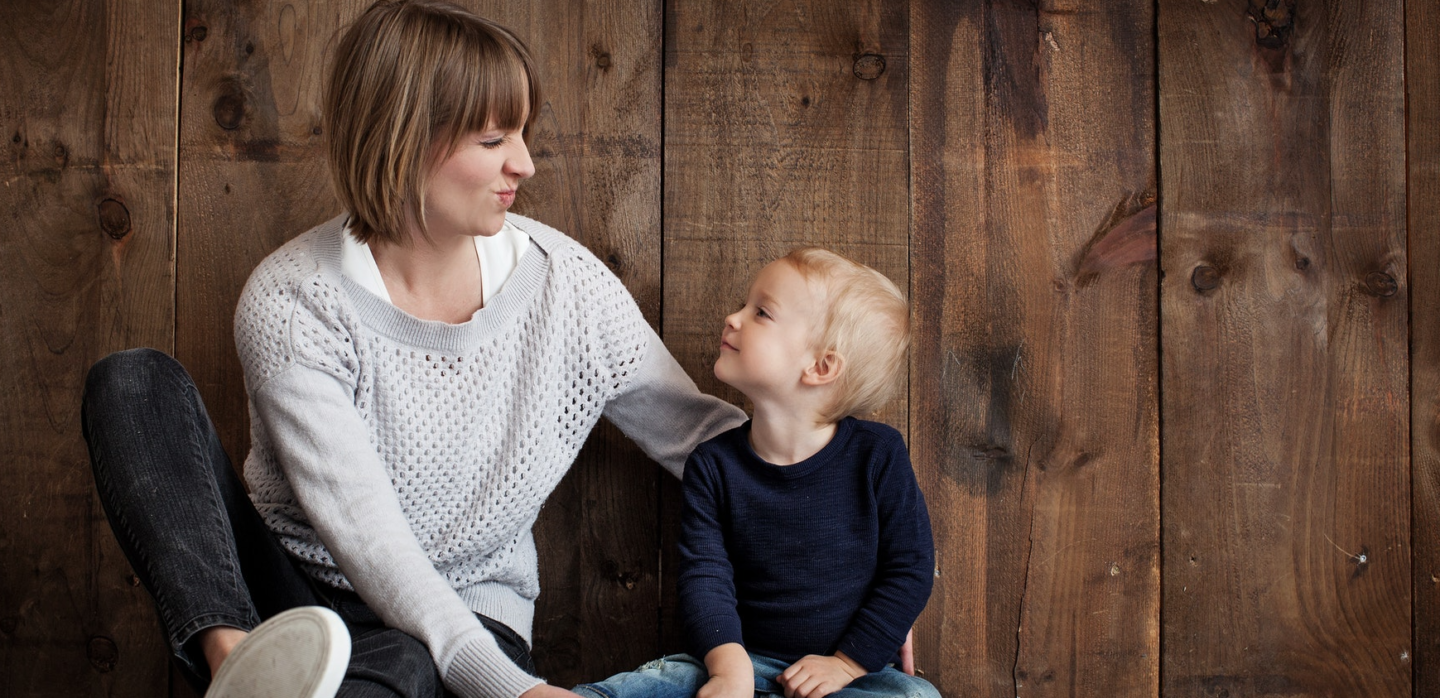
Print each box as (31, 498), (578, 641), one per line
(81, 349), (534, 697)
(573, 653), (940, 698)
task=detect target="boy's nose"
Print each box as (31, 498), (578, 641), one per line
(722, 311), (742, 330)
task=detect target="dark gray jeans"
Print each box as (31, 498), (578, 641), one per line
(82, 348), (534, 697)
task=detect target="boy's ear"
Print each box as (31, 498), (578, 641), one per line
(801, 350), (845, 387)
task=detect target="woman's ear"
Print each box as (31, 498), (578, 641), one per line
(802, 350), (845, 387)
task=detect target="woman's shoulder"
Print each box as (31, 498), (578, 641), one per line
(239, 215), (346, 310)
(507, 213), (637, 310)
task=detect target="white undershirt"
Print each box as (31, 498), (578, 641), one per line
(340, 220), (530, 306)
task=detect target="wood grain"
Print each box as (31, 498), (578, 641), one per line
(0, 0), (178, 695)
(1159, 0), (1411, 694)
(174, 0), (665, 688)
(909, 2), (1159, 696)
(660, 0), (912, 660)
(1410, 0), (1440, 692)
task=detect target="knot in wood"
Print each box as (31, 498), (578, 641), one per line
(1248, 0), (1295, 49)
(213, 82), (246, 131)
(1191, 265), (1221, 292)
(853, 53), (885, 80)
(596, 53), (611, 69)
(1364, 272), (1398, 297)
(0, 616), (18, 634)
(189, 25), (208, 42)
(87, 636), (118, 673)
(98, 198), (132, 240)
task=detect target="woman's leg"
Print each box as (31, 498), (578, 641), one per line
(81, 348), (318, 685)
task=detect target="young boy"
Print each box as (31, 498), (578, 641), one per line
(574, 249), (937, 698)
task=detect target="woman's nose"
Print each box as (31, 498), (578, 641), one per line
(508, 137), (536, 180)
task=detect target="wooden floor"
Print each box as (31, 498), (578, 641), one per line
(1, 0), (1435, 696)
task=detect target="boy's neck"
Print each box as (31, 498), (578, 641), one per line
(747, 401), (838, 466)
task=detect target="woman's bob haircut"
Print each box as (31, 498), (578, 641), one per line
(324, 0), (541, 245)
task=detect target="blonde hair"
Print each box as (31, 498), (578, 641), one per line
(781, 248), (910, 422)
(323, 0), (540, 245)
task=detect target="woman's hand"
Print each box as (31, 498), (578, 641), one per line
(777, 652), (866, 698)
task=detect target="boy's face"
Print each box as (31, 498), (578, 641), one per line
(715, 260), (826, 398)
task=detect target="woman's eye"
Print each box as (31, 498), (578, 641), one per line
(480, 138), (505, 149)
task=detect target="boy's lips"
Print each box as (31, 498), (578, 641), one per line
(720, 340), (737, 351)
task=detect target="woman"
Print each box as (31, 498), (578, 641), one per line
(80, 2), (745, 697)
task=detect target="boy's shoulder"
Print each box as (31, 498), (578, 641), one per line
(689, 421), (749, 461)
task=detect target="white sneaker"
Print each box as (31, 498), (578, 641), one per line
(205, 606), (351, 698)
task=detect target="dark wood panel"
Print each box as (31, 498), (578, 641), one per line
(1159, 0), (1410, 694)
(0, 0), (179, 695)
(909, 2), (1159, 696)
(174, 0), (664, 688)
(1411, 0), (1440, 692)
(661, 0), (910, 663)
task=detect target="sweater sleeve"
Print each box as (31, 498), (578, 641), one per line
(835, 438), (936, 672)
(676, 449), (746, 659)
(236, 277), (542, 698)
(602, 326), (747, 479)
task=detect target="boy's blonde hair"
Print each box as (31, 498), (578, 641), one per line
(781, 248), (910, 422)
(324, 0), (540, 245)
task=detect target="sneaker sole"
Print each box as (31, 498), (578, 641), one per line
(206, 606), (351, 698)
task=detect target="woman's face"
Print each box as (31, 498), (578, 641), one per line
(422, 119), (535, 240)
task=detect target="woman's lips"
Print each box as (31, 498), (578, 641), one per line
(497, 190), (516, 206)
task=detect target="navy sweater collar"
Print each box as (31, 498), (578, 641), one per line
(731, 417), (858, 480)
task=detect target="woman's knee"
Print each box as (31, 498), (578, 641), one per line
(84, 347), (189, 411)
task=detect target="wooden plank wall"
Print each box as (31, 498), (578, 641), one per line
(1159, 2), (1411, 695)
(910, 2), (1159, 695)
(1411, 0), (1440, 694)
(0, 1), (1433, 696)
(0, 0), (179, 695)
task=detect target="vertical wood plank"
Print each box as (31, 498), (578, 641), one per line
(0, 0), (179, 695)
(661, 0), (910, 658)
(1411, 0), (1440, 692)
(1159, 1), (1411, 694)
(174, 0), (663, 688)
(909, 2), (1159, 696)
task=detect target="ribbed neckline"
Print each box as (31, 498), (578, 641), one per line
(307, 212), (555, 354)
(734, 417), (857, 480)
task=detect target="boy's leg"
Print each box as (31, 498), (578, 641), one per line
(827, 667), (940, 698)
(571, 654), (709, 698)
(82, 349), (320, 685)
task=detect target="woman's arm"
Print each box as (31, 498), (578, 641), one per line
(252, 366), (546, 698)
(602, 325), (747, 477)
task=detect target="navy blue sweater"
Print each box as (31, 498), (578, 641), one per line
(677, 417), (935, 672)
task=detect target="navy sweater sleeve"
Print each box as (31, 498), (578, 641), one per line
(676, 448), (744, 659)
(836, 439), (935, 671)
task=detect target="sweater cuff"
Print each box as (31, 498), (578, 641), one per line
(837, 625), (899, 674)
(685, 613), (745, 661)
(441, 635), (545, 698)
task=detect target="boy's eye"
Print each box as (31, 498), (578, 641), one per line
(755, 308), (771, 320)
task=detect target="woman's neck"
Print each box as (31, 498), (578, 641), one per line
(370, 229), (483, 324)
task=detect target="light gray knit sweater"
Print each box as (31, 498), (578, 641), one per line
(234, 212), (746, 698)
